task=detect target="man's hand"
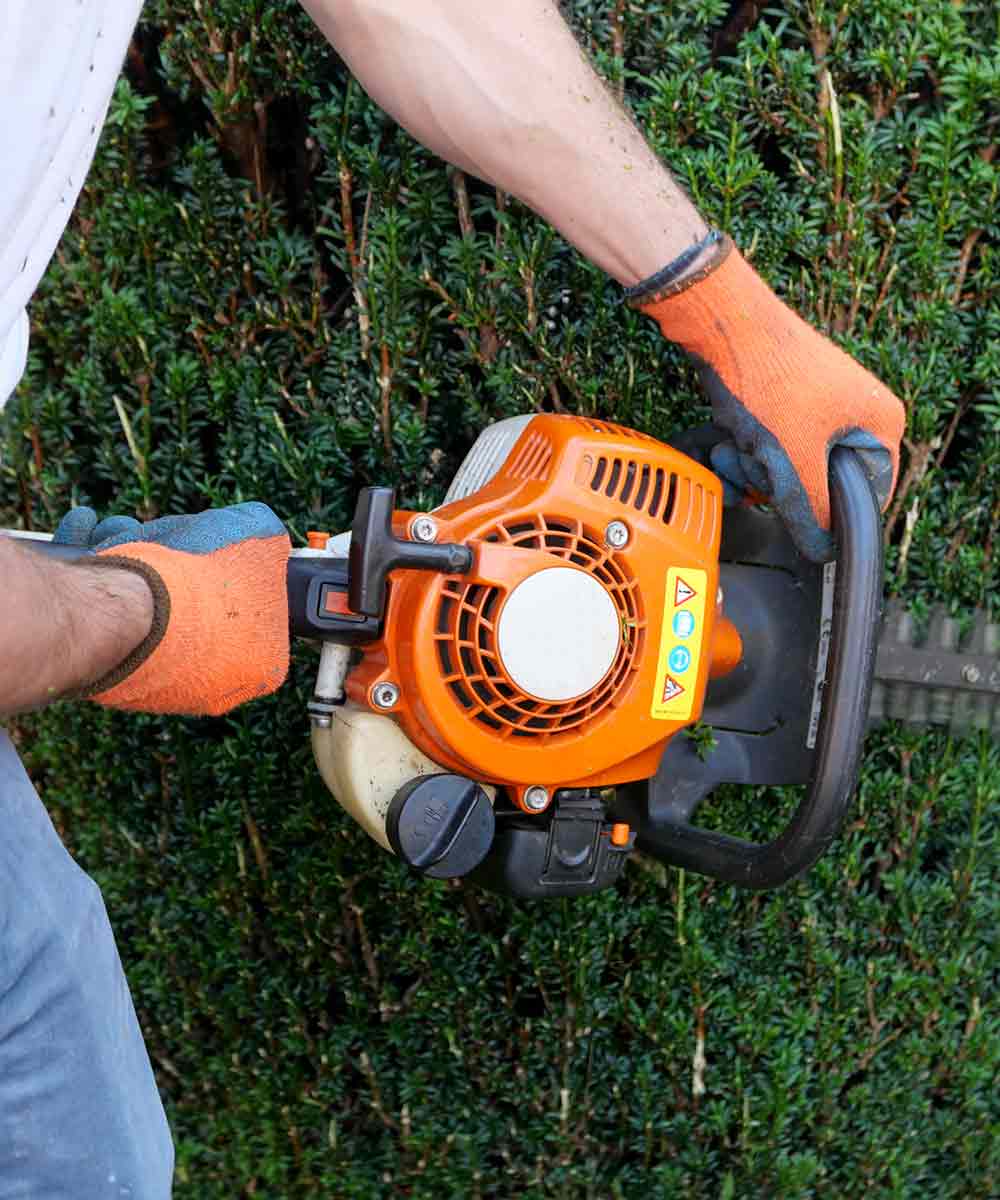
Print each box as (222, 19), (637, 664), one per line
(631, 238), (905, 561)
(52, 503), (291, 716)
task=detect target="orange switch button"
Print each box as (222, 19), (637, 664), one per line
(321, 586), (351, 616)
(307, 530), (330, 550)
(611, 823), (630, 847)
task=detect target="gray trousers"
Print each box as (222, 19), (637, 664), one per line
(0, 732), (174, 1198)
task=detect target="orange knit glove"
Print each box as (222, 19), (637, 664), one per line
(631, 235), (905, 560)
(53, 504), (290, 716)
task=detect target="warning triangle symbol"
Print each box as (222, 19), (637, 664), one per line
(674, 576), (697, 607)
(662, 675), (685, 703)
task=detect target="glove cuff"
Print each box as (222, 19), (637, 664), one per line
(68, 557), (172, 699)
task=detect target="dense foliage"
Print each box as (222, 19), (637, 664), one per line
(2, 2), (998, 1195)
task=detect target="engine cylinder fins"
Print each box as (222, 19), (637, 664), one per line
(869, 601), (1000, 735)
(433, 514), (644, 742)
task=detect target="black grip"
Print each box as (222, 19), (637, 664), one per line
(286, 554), (381, 644)
(637, 448), (883, 888)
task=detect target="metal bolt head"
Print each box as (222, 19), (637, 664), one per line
(371, 682), (401, 710)
(410, 515), (439, 544)
(962, 664), (982, 684)
(524, 785), (549, 812)
(605, 520), (630, 549)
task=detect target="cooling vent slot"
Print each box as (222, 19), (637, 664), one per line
(590, 456), (680, 525)
(434, 515), (645, 742)
(587, 456), (719, 544)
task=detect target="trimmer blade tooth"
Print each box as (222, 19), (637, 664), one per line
(950, 692), (972, 733)
(927, 606), (960, 652)
(886, 682), (910, 722)
(868, 681), (886, 726)
(907, 688), (930, 728)
(964, 612), (999, 656)
(930, 687), (954, 727)
(970, 694), (994, 733)
(885, 599), (916, 646)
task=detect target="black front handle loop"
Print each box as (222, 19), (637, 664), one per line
(640, 447), (884, 889)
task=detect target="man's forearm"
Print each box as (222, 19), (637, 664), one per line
(0, 540), (152, 715)
(300, 0), (707, 285)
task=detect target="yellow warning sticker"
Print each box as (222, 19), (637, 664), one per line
(650, 567), (708, 722)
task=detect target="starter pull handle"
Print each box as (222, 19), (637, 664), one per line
(643, 447), (883, 889)
(349, 487), (473, 617)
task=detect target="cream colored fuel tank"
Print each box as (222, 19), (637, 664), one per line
(311, 703), (445, 852)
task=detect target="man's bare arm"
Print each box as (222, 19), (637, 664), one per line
(299, 0), (707, 285)
(0, 540), (152, 715)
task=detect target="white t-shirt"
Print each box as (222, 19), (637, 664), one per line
(0, 1), (143, 409)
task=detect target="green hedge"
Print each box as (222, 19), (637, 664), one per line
(3, 2), (998, 1195)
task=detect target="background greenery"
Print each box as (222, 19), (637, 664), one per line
(2, 1), (998, 1195)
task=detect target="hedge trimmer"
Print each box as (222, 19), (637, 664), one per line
(13, 416), (999, 895)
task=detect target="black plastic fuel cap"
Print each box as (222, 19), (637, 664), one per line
(386, 774), (495, 879)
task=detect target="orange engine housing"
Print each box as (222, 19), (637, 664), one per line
(345, 415), (726, 797)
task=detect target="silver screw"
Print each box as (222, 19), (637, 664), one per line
(410, 515), (439, 544)
(524, 785), (550, 812)
(605, 520), (630, 549)
(962, 664), (982, 685)
(371, 682), (401, 710)
(311, 714), (332, 730)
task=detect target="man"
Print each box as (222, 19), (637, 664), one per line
(0, 2), (904, 1194)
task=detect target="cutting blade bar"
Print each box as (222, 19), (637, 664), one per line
(869, 601), (1000, 736)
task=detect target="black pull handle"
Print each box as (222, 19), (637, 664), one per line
(348, 487), (473, 617)
(638, 447), (883, 888)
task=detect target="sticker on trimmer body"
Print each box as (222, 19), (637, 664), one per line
(651, 567), (708, 722)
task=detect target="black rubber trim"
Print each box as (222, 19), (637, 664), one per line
(637, 447), (883, 888)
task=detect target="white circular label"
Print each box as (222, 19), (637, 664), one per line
(496, 568), (621, 702)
